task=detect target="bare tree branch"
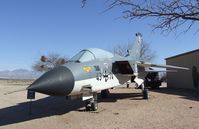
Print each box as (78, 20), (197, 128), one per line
(32, 53), (69, 72)
(109, 0), (199, 34)
(113, 41), (156, 62)
(113, 42), (133, 56)
(83, 0), (199, 34)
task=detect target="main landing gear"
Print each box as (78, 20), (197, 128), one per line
(135, 77), (149, 100)
(142, 88), (149, 99)
(140, 84), (149, 99)
(101, 89), (110, 98)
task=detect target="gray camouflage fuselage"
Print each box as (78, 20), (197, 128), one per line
(27, 33), (188, 98)
(27, 52), (137, 97)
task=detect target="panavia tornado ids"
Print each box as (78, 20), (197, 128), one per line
(27, 33), (189, 111)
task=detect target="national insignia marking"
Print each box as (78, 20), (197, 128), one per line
(83, 66), (92, 72)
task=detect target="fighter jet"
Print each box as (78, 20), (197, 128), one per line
(27, 33), (188, 111)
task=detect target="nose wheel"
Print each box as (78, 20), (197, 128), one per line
(85, 93), (98, 111)
(85, 100), (98, 111)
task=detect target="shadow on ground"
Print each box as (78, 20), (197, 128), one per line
(99, 92), (143, 102)
(0, 96), (84, 126)
(150, 87), (199, 101)
(0, 92), (143, 126)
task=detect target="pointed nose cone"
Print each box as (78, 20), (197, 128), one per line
(27, 66), (74, 96)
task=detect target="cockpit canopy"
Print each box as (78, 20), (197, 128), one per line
(69, 48), (114, 62)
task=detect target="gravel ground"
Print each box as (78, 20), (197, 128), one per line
(0, 81), (199, 129)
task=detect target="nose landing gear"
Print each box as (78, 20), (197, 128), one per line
(85, 99), (98, 111)
(84, 92), (98, 111)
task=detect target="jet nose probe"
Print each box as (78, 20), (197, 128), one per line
(27, 66), (74, 96)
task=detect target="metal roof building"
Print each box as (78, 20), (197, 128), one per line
(166, 49), (199, 89)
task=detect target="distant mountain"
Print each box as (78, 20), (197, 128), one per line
(0, 69), (42, 79)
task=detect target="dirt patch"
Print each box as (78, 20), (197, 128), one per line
(0, 79), (34, 87)
(0, 82), (199, 129)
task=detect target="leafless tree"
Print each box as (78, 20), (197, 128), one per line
(32, 53), (68, 72)
(83, 0), (199, 34)
(113, 41), (156, 62)
(113, 42), (133, 57)
(140, 41), (156, 61)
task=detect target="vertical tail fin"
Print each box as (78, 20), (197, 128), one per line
(127, 32), (142, 61)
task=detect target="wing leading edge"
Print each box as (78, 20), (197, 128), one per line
(137, 62), (189, 71)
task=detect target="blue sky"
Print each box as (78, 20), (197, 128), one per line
(0, 0), (198, 71)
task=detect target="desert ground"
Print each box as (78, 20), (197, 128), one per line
(0, 80), (199, 129)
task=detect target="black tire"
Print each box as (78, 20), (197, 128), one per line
(91, 101), (98, 111)
(127, 83), (130, 88)
(101, 89), (110, 98)
(85, 101), (91, 111)
(143, 89), (149, 99)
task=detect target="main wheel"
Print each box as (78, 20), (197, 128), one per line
(127, 83), (130, 88)
(85, 100), (91, 111)
(91, 101), (98, 111)
(143, 89), (149, 99)
(101, 89), (110, 98)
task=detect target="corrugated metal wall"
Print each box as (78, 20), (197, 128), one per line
(166, 50), (199, 89)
